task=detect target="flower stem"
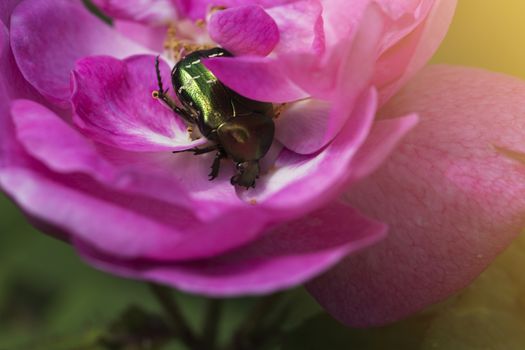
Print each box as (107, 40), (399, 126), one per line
(201, 298), (223, 349)
(229, 293), (286, 350)
(148, 283), (201, 350)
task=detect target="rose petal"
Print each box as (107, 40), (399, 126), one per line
(72, 55), (205, 152)
(0, 22), (41, 168)
(377, 0), (430, 20)
(10, 0), (148, 106)
(76, 201), (387, 296)
(282, 2), (382, 104)
(373, 23), (426, 99)
(92, 0), (177, 24)
(204, 2), (379, 104)
(274, 6), (383, 155)
(375, 0), (435, 50)
(376, 0), (457, 104)
(11, 99), (117, 182)
(0, 24), (14, 167)
(242, 88), (377, 217)
(274, 99), (332, 154)
(348, 113), (419, 181)
(172, 0), (298, 20)
(0, 166), (270, 261)
(0, 0), (22, 27)
(171, 0), (205, 20)
(97, 148), (243, 221)
(320, 0), (369, 49)
(308, 66), (525, 326)
(208, 5), (279, 56)
(115, 20), (168, 51)
(0, 167), (186, 257)
(0, 21), (43, 103)
(203, 56), (308, 103)
(266, 0), (324, 55)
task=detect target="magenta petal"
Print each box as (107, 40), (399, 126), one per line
(209, 5), (279, 56)
(0, 167), (186, 257)
(172, 0), (298, 20)
(308, 66), (525, 326)
(72, 55), (205, 152)
(92, 0), (177, 24)
(276, 23), (396, 154)
(11, 99), (117, 182)
(76, 201), (386, 296)
(274, 99), (331, 154)
(10, 0), (147, 105)
(0, 166), (269, 261)
(204, 56), (308, 103)
(321, 0), (369, 49)
(348, 113), (418, 181)
(0, 20), (43, 103)
(0, 0), (23, 27)
(282, 2), (382, 105)
(0, 22), (41, 168)
(114, 20), (168, 51)
(376, 0), (458, 104)
(244, 88), (377, 215)
(266, 0), (324, 54)
(0, 25), (14, 167)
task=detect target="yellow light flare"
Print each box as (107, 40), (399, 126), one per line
(432, 0), (525, 79)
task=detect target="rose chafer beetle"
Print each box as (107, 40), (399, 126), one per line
(153, 48), (275, 189)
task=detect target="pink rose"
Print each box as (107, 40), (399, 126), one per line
(3, 0), (523, 328)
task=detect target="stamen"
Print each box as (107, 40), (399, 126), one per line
(273, 97), (312, 119)
(195, 19), (206, 28)
(261, 164), (279, 176)
(163, 22), (216, 61)
(209, 6), (226, 15)
(273, 103), (288, 119)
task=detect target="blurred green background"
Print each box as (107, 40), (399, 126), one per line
(3, 0), (525, 349)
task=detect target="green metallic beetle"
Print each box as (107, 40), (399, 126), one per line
(154, 48), (275, 188)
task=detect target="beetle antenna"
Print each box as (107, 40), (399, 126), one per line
(155, 55), (166, 97)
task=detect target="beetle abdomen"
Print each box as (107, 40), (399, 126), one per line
(217, 113), (275, 162)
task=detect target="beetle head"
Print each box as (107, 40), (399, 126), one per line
(231, 161), (260, 189)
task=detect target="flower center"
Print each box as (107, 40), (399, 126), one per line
(164, 22), (216, 61)
(162, 5), (226, 62)
(151, 18), (313, 189)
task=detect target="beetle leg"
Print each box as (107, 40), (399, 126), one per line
(153, 56), (196, 124)
(209, 149), (227, 181)
(172, 145), (218, 155)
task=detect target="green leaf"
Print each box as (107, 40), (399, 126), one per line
(281, 313), (432, 350)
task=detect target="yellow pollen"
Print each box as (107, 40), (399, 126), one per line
(273, 98), (312, 119)
(210, 6), (227, 15)
(195, 19), (206, 28)
(273, 103), (288, 119)
(261, 165), (279, 176)
(249, 199), (257, 205)
(152, 90), (160, 99)
(163, 22), (215, 61)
